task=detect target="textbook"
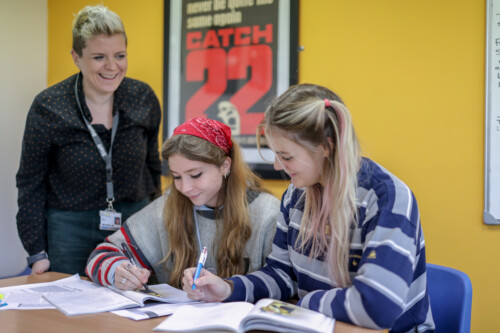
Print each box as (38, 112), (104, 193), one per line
(43, 282), (196, 316)
(153, 298), (335, 333)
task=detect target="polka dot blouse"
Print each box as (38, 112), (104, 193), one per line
(16, 73), (162, 255)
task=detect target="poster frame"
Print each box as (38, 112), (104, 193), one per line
(163, 0), (299, 179)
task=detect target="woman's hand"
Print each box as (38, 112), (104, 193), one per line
(114, 261), (151, 290)
(31, 259), (50, 274)
(181, 267), (232, 302)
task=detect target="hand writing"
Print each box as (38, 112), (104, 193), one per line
(114, 261), (150, 290)
(182, 267), (232, 302)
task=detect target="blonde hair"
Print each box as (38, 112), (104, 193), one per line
(72, 5), (126, 56)
(161, 134), (267, 287)
(257, 83), (361, 287)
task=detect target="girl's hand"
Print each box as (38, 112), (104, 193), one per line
(114, 261), (151, 290)
(182, 267), (232, 302)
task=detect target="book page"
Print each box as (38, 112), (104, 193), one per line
(154, 302), (254, 332)
(43, 287), (140, 316)
(147, 284), (196, 303)
(110, 283), (195, 305)
(242, 299), (335, 333)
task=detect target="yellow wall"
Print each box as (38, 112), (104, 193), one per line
(48, 1), (497, 331)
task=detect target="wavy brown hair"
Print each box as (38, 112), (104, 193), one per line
(161, 134), (266, 287)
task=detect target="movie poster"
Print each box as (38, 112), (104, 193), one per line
(178, 0), (279, 148)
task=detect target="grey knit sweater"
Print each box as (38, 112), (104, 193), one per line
(86, 190), (280, 286)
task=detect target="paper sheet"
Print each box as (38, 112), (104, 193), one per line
(111, 302), (196, 320)
(0, 274), (98, 310)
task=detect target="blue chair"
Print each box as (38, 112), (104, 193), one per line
(18, 266), (32, 276)
(426, 263), (472, 333)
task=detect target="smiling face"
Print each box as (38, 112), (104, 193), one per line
(268, 128), (329, 188)
(168, 154), (231, 207)
(71, 33), (127, 98)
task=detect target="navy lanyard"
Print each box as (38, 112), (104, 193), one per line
(74, 73), (119, 209)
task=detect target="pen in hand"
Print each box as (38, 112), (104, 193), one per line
(120, 242), (155, 294)
(192, 247), (207, 290)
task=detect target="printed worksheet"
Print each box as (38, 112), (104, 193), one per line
(111, 302), (195, 320)
(0, 274), (99, 310)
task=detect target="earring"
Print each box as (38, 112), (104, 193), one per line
(224, 170), (230, 179)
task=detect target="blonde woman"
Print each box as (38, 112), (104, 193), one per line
(182, 84), (435, 332)
(17, 5), (161, 276)
(86, 117), (280, 290)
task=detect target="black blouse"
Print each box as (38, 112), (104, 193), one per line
(16, 73), (162, 255)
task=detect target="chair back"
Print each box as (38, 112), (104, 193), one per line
(427, 263), (472, 333)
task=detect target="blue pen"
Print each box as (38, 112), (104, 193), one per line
(192, 247), (207, 290)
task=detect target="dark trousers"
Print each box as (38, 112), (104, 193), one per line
(46, 199), (149, 276)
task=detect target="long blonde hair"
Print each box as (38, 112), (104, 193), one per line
(161, 134), (266, 287)
(257, 84), (361, 287)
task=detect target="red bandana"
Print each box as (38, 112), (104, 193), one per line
(173, 117), (233, 155)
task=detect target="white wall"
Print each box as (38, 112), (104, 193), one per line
(0, 0), (47, 277)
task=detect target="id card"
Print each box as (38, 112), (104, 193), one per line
(99, 210), (122, 231)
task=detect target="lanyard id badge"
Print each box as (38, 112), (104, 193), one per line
(99, 209), (122, 231)
(74, 73), (121, 230)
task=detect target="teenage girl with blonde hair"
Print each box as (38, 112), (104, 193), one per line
(182, 84), (435, 332)
(86, 117), (280, 289)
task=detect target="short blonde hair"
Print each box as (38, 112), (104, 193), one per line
(72, 5), (126, 56)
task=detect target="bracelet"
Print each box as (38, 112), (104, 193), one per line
(26, 252), (48, 268)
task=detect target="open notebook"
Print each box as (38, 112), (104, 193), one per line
(154, 298), (335, 333)
(43, 281), (195, 316)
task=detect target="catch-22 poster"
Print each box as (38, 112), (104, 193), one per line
(180, 0), (278, 147)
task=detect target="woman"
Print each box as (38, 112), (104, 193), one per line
(16, 5), (162, 276)
(86, 117), (280, 290)
(182, 84), (435, 332)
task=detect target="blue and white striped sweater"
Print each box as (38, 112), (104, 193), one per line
(226, 158), (435, 332)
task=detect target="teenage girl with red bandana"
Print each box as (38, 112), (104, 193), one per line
(86, 117), (280, 289)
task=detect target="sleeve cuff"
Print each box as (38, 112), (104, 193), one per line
(223, 276), (246, 302)
(26, 251), (48, 268)
(109, 260), (125, 286)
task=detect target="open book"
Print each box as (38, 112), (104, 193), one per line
(43, 281), (196, 316)
(154, 298), (335, 333)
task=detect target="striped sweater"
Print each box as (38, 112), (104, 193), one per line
(226, 158), (435, 332)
